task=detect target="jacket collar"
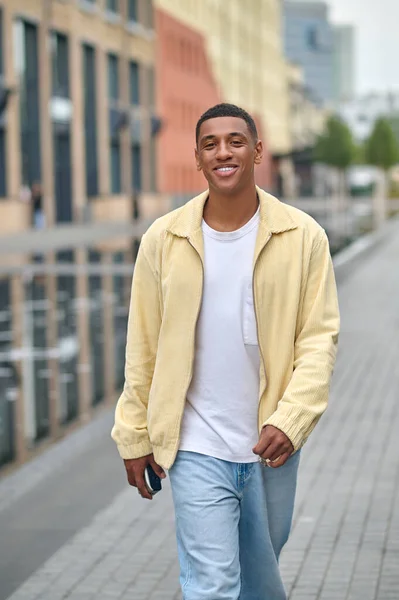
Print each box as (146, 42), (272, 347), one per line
(166, 186), (298, 239)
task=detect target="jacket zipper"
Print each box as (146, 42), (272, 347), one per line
(171, 232), (270, 461)
(171, 236), (204, 464)
(253, 232), (272, 432)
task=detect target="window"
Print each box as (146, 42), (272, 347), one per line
(127, 0), (138, 22)
(108, 54), (121, 193)
(129, 61), (139, 105)
(131, 144), (141, 192)
(306, 26), (319, 51)
(106, 0), (119, 13)
(149, 136), (157, 192)
(110, 141), (121, 193)
(109, 108), (122, 193)
(51, 32), (69, 98)
(107, 53), (119, 101)
(83, 44), (98, 196)
(15, 20), (41, 185)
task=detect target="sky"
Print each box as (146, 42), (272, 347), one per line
(327, 0), (399, 94)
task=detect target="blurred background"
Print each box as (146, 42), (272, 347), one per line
(0, 0), (398, 473)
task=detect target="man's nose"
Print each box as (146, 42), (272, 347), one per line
(216, 142), (233, 160)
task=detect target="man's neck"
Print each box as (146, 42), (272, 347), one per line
(203, 186), (259, 232)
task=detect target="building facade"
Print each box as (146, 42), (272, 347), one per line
(0, 0), (157, 236)
(0, 0), (161, 469)
(284, 0), (334, 105)
(333, 25), (355, 104)
(339, 92), (399, 142)
(155, 8), (220, 195)
(286, 60), (327, 195)
(154, 0), (287, 192)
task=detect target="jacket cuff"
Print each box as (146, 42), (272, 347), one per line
(262, 404), (317, 452)
(115, 439), (153, 460)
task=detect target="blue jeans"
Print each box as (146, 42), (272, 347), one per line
(169, 451), (300, 600)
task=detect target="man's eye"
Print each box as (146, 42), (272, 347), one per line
(231, 140), (243, 146)
(204, 144), (215, 149)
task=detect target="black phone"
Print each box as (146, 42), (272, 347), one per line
(144, 464), (162, 495)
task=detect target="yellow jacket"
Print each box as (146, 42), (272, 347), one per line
(111, 187), (340, 469)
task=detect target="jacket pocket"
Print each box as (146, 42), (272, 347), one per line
(243, 278), (258, 346)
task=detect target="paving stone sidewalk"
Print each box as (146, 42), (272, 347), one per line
(2, 224), (399, 600)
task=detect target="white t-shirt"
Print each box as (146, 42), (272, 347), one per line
(179, 207), (261, 463)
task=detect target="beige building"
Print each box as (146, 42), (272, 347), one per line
(0, 0), (157, 237)
(287, 61), (327, 152)
(285, 61), (329, 196)
(0, 0), (160, 469)
(155, 0), (291, 157)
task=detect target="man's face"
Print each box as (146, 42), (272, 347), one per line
(195, 116), (263, 195)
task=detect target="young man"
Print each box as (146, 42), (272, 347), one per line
(112, 103), (340, 599)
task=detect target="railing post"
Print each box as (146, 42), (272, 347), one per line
(76, 248), (92, 422)
(10, 273), (26, 464)
(45, 253), (61, 441)
(102, 252), (116, 405)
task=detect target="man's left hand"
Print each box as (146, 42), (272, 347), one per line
(252, 425), (294, 468)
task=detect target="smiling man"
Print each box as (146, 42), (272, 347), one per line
(112, 103), (340, 599)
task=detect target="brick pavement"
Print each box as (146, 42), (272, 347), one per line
(2, 222), (399, 600)
(0, 411), (113, 514)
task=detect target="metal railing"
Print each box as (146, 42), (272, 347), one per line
(1, 195), (397, 469)
(0, 242), (136, 469)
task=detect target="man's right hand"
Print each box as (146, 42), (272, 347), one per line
(123, 454), (166, 500)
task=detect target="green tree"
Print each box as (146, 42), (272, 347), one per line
(365, 117), (399, 171)
(365, 118), (399, 226)
(314, 116), (355, 241)
(314, 114), (355, 215)
(353, 142), (365, 165)
(314, 115), (355, 170)
(387, 116), (399, 148)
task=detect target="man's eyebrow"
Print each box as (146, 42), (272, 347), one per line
(200, 131), (248, 144)
(200, 134), (217, 143)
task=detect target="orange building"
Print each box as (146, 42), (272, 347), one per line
(156, 9), (220, 195)
(155, 9), (272, 196)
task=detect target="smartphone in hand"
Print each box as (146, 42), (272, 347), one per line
(144, 464), (162, 495)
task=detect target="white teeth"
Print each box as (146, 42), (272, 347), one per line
(218, 167), (235, 172)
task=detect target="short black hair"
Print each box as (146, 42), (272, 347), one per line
(195, 103), (258, 145)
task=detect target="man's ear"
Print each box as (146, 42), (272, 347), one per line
(195, 148), (202, 171)
(254, 140), (263, 165)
